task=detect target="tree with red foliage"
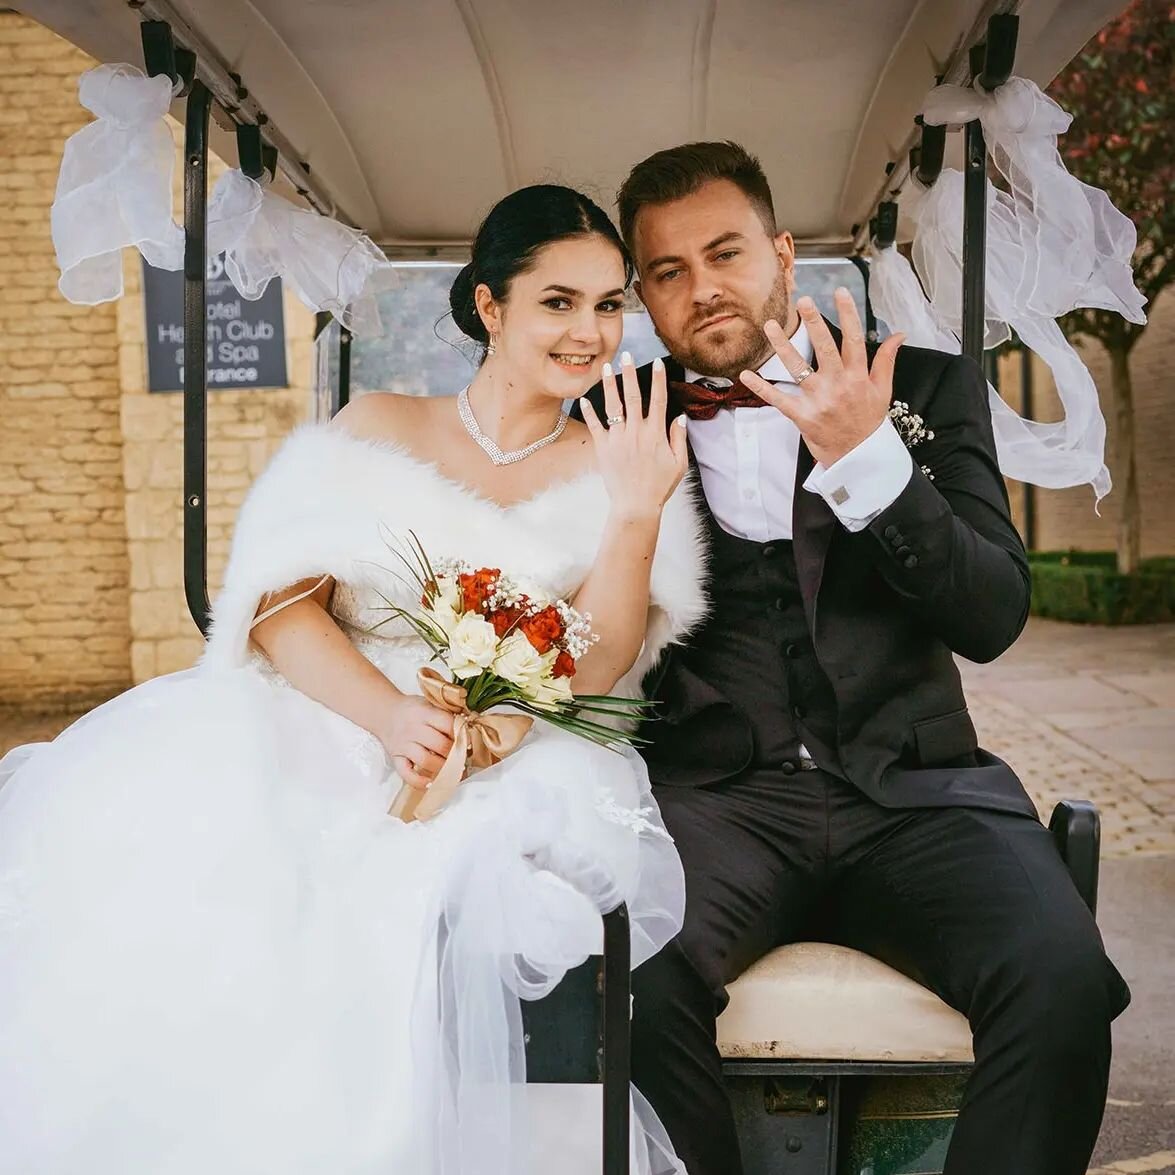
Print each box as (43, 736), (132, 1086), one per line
(1047, 0), (1174, 572)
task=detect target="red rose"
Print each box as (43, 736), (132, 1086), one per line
(552, 650), (576, 679)
(489, 605), (524, 638)
(519, 605), (564, 654)
(458, 568), (499, 613)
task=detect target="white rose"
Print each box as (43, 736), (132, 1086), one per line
(493, 629), (545, 691)
(531, 672), (574, 710)
(426, 577), (463, 638)
(445, 612), (499, 679)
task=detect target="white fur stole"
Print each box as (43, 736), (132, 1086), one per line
(201, 423), (709, 696)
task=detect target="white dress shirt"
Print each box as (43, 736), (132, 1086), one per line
(684, 321), (913, 541)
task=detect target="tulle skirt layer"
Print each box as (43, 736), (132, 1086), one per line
(0, 663), (685, 1174)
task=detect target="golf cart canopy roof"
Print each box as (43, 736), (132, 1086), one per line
(23, 0), (1127, 254)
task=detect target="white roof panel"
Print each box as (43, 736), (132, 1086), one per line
(19, 0), (1130, 251)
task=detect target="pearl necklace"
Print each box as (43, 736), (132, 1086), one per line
(457, 386), (568, 466)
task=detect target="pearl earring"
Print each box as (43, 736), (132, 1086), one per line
(486, 333), (498, 357)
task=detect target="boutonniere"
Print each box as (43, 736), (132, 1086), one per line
(889, 400), (935, 481)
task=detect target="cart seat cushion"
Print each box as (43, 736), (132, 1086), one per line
(716, 942), (974, 1063)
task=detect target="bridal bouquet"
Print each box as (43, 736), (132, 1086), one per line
(372, 535), (650, 823)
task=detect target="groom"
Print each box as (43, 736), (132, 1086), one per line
(580, 142), (1130, 1175)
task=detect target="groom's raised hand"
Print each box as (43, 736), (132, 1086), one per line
(738, 288), (905, 469)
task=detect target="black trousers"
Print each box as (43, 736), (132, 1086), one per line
(631, 768), (1131, 1175)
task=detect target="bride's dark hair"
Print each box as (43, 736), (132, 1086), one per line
(449, 185), (633, 350)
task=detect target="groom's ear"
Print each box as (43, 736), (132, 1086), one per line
(633, 278), (646, 307)
(773, 230), (795, 271)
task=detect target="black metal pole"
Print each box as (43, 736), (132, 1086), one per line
(183, 80), (212, 634)
(845, 254), (878, 344)
(1021, 345), (1037, 549)
(961, 51), (987, 366)
(601, 905), (631, 1175)
(338, 327), (353, 413)
(961, 16), (1018, 365)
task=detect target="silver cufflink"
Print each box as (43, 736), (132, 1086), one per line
(830, 486), (850, 505)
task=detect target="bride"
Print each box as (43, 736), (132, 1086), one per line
(0, 185), (707, 1174)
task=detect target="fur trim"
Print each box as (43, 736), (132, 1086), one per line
(203, 423), (708, 687)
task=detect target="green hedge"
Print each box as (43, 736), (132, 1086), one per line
(1027, 551), (1175, 625)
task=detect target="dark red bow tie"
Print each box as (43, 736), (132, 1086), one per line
(670, 378), (771, 421)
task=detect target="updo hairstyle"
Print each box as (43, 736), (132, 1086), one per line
(448, 184), (632, 353)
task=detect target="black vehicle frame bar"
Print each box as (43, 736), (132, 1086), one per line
(183, 79), (212, 634)
(961, 16), (1019, 364)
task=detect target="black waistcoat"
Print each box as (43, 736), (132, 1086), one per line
(644, 509), (842, 782)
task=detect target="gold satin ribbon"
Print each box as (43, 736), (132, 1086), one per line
(388, 666), (534, 823)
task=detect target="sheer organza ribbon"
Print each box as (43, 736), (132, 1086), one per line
(871, 236), (1111, 498)
(208, 171), (400, 335)
(51, 63), (183, 304)
(388, 667), (533, 823)
(870, 76), (1147, 503)
(52, 65), (398, 334)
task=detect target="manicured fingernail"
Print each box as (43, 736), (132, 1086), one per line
(764, 319), (780, 332)
(653, 356), (664, 370)
(674, 414), (688, 428)
(621, 350), (633, 365)
(836, 286), (850, 297)
(602, 361), (612, 377)
(739, 370), (754, 384)
(579, 397), (590, 408)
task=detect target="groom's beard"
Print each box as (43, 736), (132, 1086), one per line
(656, 268), (791, 382)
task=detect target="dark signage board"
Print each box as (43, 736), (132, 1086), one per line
(142, 255), (289, 392)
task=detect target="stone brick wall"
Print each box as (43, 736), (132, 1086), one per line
(998, 286), (1175, 558)
(0, 16), (130, 709)
(0, 14), (314, 706)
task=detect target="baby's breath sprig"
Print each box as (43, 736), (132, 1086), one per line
(889, 401), (936, 481)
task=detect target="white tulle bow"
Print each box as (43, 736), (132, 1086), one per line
(51, 63), (183, 304)
(207, 171), (399, 335)
(52, 65), (398, 334)
(870, 75), (1148, 502)
(921, 77), (1146, 324)
(870, 239), (1111, 498)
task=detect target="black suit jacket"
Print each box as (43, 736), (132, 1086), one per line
(577, 340), (1037, 818)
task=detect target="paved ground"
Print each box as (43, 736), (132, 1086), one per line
(958, 620), (1175, 1174)
(2, 617), (1172, 1170)
(959, 619), (1175, 859)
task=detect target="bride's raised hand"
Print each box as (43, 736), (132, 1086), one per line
(379, 693), (455, 792)
(580, 352), (689, 521)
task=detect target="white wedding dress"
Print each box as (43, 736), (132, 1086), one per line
(0, 423), (708, 1175)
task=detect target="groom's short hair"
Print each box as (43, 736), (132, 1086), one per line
(617, 141), (777, 252)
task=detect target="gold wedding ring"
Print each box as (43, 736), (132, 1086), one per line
(795, 364), (815, 385)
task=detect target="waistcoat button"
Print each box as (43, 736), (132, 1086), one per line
(780, 760), (798, 775)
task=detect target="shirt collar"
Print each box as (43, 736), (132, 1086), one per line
(683, 318), (814, 387)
